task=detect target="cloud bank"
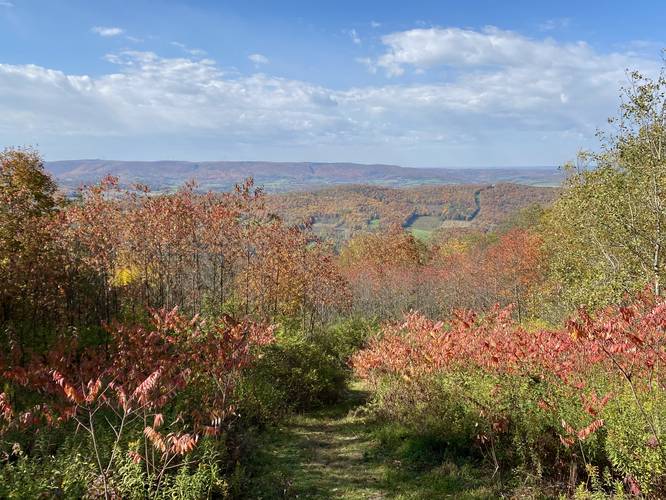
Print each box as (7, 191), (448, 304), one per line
(0, 26), (660, 165)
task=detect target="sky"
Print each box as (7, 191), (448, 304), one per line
(0, 1), (665, 167)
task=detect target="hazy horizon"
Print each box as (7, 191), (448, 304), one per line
(45, 157), (560, 170)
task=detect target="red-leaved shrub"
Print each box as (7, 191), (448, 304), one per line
(1, 307), (274, 497)
(353, 293), (666, 494)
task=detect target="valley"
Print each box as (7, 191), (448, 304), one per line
(267, 183), (557, 241)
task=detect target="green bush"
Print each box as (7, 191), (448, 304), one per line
(237, 319), (374, 423)
(0, 435), (231, 499)
(0, 438), (93, 499)
(366, 368), (613, 486)
(603, 388), (666, 495)
(371, 375), (480, 457)
(317, 316), (378, 363)
(238, 333), (345, 416)
(113, 439), (229, 499)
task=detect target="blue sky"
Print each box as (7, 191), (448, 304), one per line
(0, 1), (664, 166)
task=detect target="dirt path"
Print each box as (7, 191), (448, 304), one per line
(244, 383), (498, 499)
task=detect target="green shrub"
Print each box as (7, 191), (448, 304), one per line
(239, 333), (345, 416)
(0, 439), (93, 499)
(236, 319), (374, 423)
(366, 368), (614, 486)
(371, 375), (480, 457)
(603, 388), (666, 495)
(114, 439), (229, 499)
(317, 316), (378, 362)
(0, 429), (232, 499)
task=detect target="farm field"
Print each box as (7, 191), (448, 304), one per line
(403, 215), (473, 241)
(267, 183), (556, 242)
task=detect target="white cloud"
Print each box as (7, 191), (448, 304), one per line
(0, 30), (660, 165)
(368, 26), (625, 77)
(248, 53), (269, 66)
(348, 29), (361, 45)
(0, 1), (14, 7)
(0, 52), (345, 141)
(371, 21), (381, 28)
(171, 42), (206, 57)
(91, 26), (124, 37)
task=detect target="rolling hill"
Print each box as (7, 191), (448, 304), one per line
(45, 160), (564, 193)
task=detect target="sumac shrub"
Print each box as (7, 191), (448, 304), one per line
(0, 308), (273, 498)
(353, 294), (666, 495)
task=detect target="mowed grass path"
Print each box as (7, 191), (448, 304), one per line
(244, 383), (500, 499)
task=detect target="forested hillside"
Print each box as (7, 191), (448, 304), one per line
(46, 160), (563, 194)
(2, 69), (666, 499)
(267, 183), (557, 241)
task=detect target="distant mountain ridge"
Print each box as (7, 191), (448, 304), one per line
(46, 159), (564, 193)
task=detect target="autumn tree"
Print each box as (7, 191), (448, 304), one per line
(432, 228), (543, 319)
(546, 67), (666, 310)
(0, 148), (65, 339)
(0, 147), (58, 261)
(0, 147), (57, 214)
(479, 229), (543, 321)
(339, 226), (431, 317)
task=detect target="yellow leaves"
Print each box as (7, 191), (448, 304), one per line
(340, 226), (423, 271)
(110, 265), (140, 287)
(569, 329), (581, 341)
(521, 318), (552, 333)
(439, 239), (469, 257)
(568, 321), (586, 341)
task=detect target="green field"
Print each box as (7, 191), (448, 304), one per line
(404, 215), (441, 241)
(408, 227), (433, 241)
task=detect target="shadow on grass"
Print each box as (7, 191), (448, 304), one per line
(243, 384), (500, 499)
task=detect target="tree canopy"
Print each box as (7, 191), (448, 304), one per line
(546, 69), (666, 310)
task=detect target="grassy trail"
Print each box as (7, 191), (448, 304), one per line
(244, 383), (499, 499)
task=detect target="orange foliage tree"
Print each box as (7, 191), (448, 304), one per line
(2, 170), (348, 344)
(0, 148), (350, 494)
(339, 225), (433, 318)
(433, 228), (543, 319)
(339, 225), (543, 320)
